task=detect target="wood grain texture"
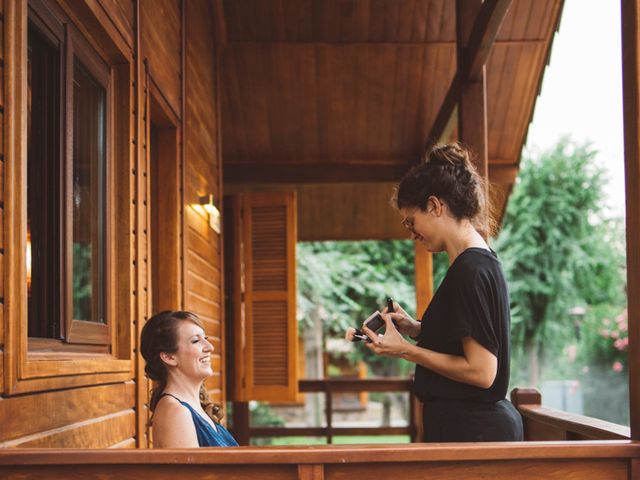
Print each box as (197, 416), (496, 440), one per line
(0, 410), (135, 448)
(140, 0), (181, 117)
(220, 0), (564, 221)
(0, 442), (638, 464)
(225, 182), (410, 241)
(183, 0), (224, 408)
(97, 0), (133, 49)
(0, 382), (135, 443)
(240, 192), (298, 402)
(621, 0), (640, 442)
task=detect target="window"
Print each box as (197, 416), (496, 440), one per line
(27, 2), (111, 346)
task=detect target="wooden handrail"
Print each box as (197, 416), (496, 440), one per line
(246, 378), (417, 443)
(511, 387), (631, 441)
(518, 404), (630, 440)
(299, 378), (413, 393)
(0, 442), (638, 464)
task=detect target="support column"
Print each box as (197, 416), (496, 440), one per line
(621, 0), (640, 441)
(414, 242), (433, 318)
(456, 0), (489, 178)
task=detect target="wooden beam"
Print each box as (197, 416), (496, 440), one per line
(457, 0), (488, 178)
(488, 164), (518, 185)
(425, 0), (512, 151)
(224, 161), (517, 184)
(621, 0), (640, 442)
(425, 76), (459, 151)
(223, 161), (412, 183)
(465, 0), (514, 81)
(226, 39), (543, 47)
(213, 0), (227, 49)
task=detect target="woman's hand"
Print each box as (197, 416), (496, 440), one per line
(362, 313), (411, 358)
(382, 301), (422, 338)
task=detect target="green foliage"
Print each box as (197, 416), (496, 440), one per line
(249, 402), (286, 446)
(298, 240), (423, 372)
(495, 138), (626, 363)
(72, 242), (93, 320)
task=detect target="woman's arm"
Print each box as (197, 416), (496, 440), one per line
(152, 398), (200, 448)
(363, 314), (497, 389)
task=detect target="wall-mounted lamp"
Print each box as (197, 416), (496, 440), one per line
(199, 194), (221, 234)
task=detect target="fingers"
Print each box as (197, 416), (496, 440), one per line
(361, 324), (377, 344)
(380, 312), (397, 330)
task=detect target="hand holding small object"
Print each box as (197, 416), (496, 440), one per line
(382, 300), (422, 338)
(362, 313), (410, 357)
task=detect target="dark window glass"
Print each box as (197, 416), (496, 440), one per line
(27, 21), (61, 338)
(72, 60), (107, 323)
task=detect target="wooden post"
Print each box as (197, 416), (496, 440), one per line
(326, 384), (333, 444)
(510, 387), (542, 409)
(414, 242), (433, 318)
(232, 401), (250, 446)
(456, 0), (489, 178)
(298, 465), (324, 480)
(413, 243), (432, 443)
(621, 0), (640, 441)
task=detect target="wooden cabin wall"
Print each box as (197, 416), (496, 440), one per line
(0, 0), (224, 448)
(0, 0), (5, 397)
(183, 0), (224, 405)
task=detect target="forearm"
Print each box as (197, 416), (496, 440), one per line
(402, 343), (494, 389)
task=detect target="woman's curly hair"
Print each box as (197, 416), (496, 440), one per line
(395, 142), (497, 238)
(140, 310), (224, 424)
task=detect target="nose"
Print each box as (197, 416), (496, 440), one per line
(204, 338), (214, 352)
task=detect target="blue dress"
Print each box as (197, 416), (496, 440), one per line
(161, 393), (239, 447)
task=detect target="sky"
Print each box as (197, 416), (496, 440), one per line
(523, 0), (625, 217)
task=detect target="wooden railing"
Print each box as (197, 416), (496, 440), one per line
(234, 378), (420, 444)
(511, 388), (631, 441)
(234, 380), (631, 445)
(1, 442), (639, 479)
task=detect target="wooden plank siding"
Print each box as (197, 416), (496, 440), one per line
(0, 0), (224, 448)
(184, 0), (224, 405)
(0, 1), (5, 396)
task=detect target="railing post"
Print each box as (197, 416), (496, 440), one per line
(510, 387), (541, 409)
(232, 401), (251, 446)
(326, 381), (333, 444)
(298, 464), (324, 480)
(410, 394), (423, 443)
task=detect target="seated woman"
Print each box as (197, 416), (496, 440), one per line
(140, 310), (239, 447)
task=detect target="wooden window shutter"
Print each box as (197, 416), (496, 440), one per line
(229, 191), (299, 402)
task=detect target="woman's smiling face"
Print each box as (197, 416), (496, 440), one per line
(171, 320), (214, 380)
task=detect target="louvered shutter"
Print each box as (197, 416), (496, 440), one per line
(228, 191), (299, 402)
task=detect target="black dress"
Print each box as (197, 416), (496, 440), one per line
(413, 248), (523, 442)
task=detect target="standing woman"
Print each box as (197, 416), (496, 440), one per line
(363, 143), (523, 442)
(140, 310), (238, 447)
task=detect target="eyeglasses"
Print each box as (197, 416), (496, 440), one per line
(401, 205), (436, 233)
(401, 208), (419, 232)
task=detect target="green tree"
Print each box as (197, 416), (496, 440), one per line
(297, 240), (448, 371)
(494, 138), (626, 386)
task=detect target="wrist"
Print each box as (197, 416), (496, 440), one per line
(410, 320), (422, 338)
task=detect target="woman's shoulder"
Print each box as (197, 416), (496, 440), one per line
(154, 396), (191, 428)
(153, 395), (199, 447)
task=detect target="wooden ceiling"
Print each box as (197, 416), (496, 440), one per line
(219, 0), (564, 240)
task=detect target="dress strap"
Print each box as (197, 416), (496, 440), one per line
(159, 392), (184, 404)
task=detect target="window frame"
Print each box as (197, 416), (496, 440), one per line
(3, 0), (134, 395)
(27, 0), (113, 347)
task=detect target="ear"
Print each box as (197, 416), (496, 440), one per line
(159, 351), (178, 367)
(427, 196), (443, 216)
